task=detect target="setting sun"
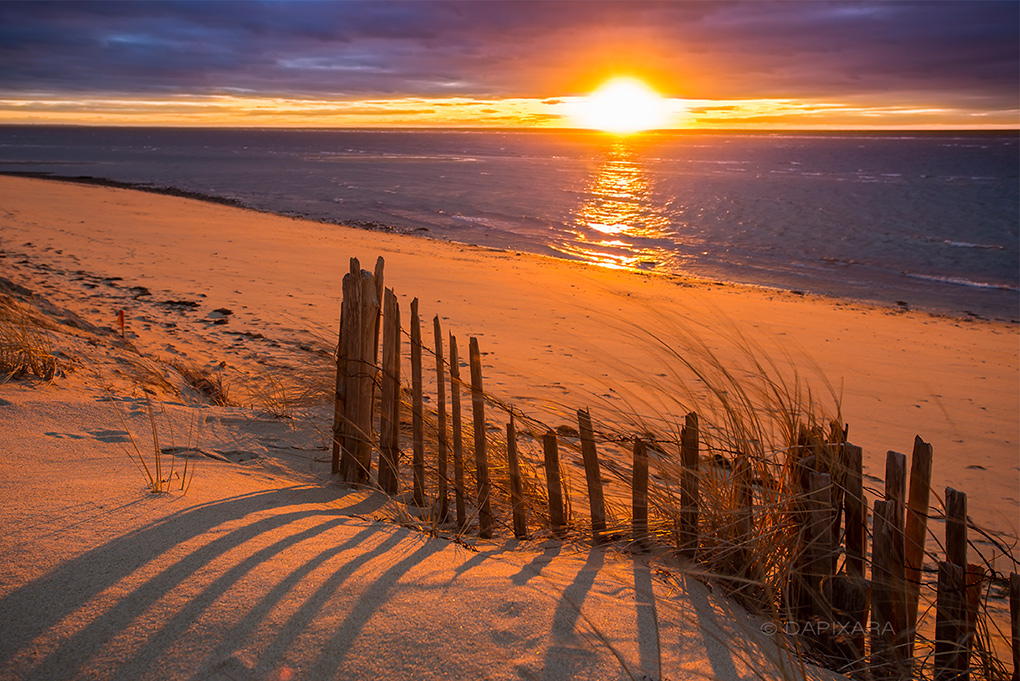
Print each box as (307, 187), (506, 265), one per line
(576, 78), (670, 133)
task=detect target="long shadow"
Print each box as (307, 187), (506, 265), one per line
(184, 523), (388, 680)
(0, 484), (385, 679)
(304, 539), (445, 678)
(686, 577), (743, 681)
(247, 528), (414, 677)
(108, 520), (381, 681)
(510, 542), (562, 586)
(634, 560), (662, 681)
(539, 548), (605, 680)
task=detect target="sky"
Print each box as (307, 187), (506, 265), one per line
(0, 0), (1017, 130)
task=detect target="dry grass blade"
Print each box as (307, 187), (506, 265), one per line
(0, 288), (57, 382)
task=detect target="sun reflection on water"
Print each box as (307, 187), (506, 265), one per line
(561, 141), (676, 271)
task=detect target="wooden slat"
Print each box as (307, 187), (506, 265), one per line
(632, 438), (649, 543)
(1010, 572), (1019, 681)
(338, 259), (363, 481)
(871, 499), (909, 679)
(805, 472), (835, 622)
(543, 431), (565, 536)
(885, 449), (907, 522)
(449, 334), (467, 529)
(469, 337), (493, 538)
(410, 298), (425, 506)
(433, 315), (448, 522)
(935, 561), (968, 681)
(577, 408), (607, 544)
(352, 268), (380, 483)
(945, 487), (968, 568)
(905, 435), (933, 652)
(507, 413), (527, 539)
(843, 443), (866, 579)
(377, 288), (400, 495)
(679, 411), (699, 558)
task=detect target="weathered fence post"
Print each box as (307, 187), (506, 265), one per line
(334, 258), (379, 484)
(843, 443), (867, 580)
(872, 498), (909, 679)
(543, 431), (565, 536)
(734, 455), (753, 552)
(410, 298), (425, 507)
(632, 438), (649, 543)
(378, 288), (401, 495)
(372, 256), (384, 362)
(679, 411), (699, 559)
(805, 472), (835, 623)
(449, 334), (467, 529)
(507, 413), (527, 539)
(936, 488), (971, 680)
(352, 268), (380, 483)
(946, 488), (968, 568)
(885, 450), (907, 521)
(1009, 572), (1019, 681)
(333, 258), (362, 478)
(936, 561), (968, 681)
(469, 337), (493, 538)
(577, 408), (607, 544)
(905, 436), (933, 653)
(433, 315), (449, 522)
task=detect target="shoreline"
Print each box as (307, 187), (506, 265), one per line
(2, 170), (1016, 324)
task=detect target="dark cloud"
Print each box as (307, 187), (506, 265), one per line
(0, 0), (1015, 111)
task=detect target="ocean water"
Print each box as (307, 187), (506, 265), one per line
(1, 126), (1016, 319)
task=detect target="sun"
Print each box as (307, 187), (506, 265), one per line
(576, 78), (669, 133)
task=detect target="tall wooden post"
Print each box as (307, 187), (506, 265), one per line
(935, 561), (968, 681)
(936, 488), (971, 680)
(543, 431), (565, 536)
(449, 334), (467, 529)
(804, 472), (835, 623)
(410, 298), (425, 507)
(734, 455), (753, 554)
(872, 499), (909, 679)
(334, 258), (362, 479)
(885, 450), (907, 523)
(679, 411), (699, 559)
(945, 488), (968, 568)
(507, 413), (527, 539)
(352, 269), (380, 483)
(577, 408), (607, 544)
(433, 316), (449, 522)
(372, 256), (384, 364)
(843, 443), (866, 579)
(469, 337), (493, 538)
(905, 436), (933, 652)
(378, 288), (401, 495)
(1009, 572), (1019, 681)
(632, 438), (649, 543)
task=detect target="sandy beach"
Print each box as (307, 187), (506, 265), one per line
(1, 175), (1017, 679)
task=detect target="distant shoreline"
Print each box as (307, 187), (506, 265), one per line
(3, 169), (1017, 325)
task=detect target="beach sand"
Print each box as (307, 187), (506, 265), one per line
(1, 175), (1016, 679)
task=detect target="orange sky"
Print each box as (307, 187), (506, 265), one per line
(0, 1), (1016, 130)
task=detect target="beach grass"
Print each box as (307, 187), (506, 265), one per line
(0, 282), (57, 382)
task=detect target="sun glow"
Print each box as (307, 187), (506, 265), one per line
(576, 78), (669, 133)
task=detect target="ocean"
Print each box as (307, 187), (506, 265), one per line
(1, 126), (1016, 319)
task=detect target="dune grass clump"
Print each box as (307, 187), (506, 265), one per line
(112, 390), (197, 495)
(169, 360), (230, 406)
(0, 288), (57, 381)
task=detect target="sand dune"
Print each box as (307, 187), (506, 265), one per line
(1, 175), (1016, 678)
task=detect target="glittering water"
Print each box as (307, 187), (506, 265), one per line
(1, 126), (1016, 318)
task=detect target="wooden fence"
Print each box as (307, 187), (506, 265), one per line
(330, 257), (1018, 680)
